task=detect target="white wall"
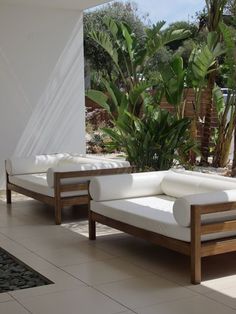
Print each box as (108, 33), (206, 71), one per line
(0, 3), (86, 185)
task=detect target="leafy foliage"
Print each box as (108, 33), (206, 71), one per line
(85, 17), (200, 170)
(102, 107), (195, 171)
(212, 22), (236, 167)
(87, 17), (190, 117)
(159, 55), (186, 118)
(84, 1), (146, 74)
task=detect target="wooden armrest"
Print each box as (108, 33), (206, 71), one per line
(54, 167), (132, 194)
(54, 166), (132, 179)
(191, 201), (236, 215)
(191, 202), (236, 236)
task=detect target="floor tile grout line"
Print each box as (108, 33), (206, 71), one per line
(0, 232), (93, 289)
(8, 225), (140, 309)
(0, 223), (191, 290)
(1, 219), (236, 311)
(79, 240), (193, 286)
(0, 229), (189, 290)
(90, 285), (138, 313)
(59, 266), (158, 287)
(184, 281), (236, 311)
(0, 228), (216, 301)
(205, 292), (236, 311)
(0, 229), (152, 294)
(10, 283), (136, 314)
(106, 253), (196, 290)
(10, 294), (33, 314)
(91, 285), (202, 314)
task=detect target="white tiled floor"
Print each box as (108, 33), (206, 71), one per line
(0, 193), (236, 314)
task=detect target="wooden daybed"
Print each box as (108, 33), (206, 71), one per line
(88, 170), (236, 284)
(5, 153), (131, 224)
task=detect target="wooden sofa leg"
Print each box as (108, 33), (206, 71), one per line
(5, 169), (12, 204)
(6, 188), (12, 204)
(191, 251), (201, 284)
(191, 205), (201, 284)
(54, 173), (62, 225)
(55, 202), (62, 225)
(89, 212), (96, 240)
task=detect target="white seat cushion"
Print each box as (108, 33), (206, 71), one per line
(91, 195), (191, 241)
(91, 195), (236, 242)
(9, 174), (87, 198)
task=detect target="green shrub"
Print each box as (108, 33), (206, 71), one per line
(103, 106), (195, 171)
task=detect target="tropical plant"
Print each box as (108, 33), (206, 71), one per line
(87, 17), (190, 117)
(184, 30), (226, 161)
(213, 22), (236, 168)
(102, 106), (194, 171)
(159, 55), (186, 119)
(86, 17), (220, 170)
(84, 1), (146, 75)
(200, 0), (227, 164)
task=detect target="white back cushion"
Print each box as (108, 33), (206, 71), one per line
(90, 171), (167, 202)
(172, 169), (236, 183)
(161, 171), (236, 198)
(161, 172), (203, 198)
(57, 155), (129, 166)
(6, 153), (69, 175)
(47, 161), (130, 188)
(6, 153), (130, 177)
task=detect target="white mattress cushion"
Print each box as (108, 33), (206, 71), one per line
(91, 195), (236, 242)
(6, 153), (71, 175)
(89, 171), (167, 202)
(161, 171), (236, 198)
(173, 189), (236, 227)
(9, 174), (87, 198)
(47, 160), (130, 188)
(91, 195), (192, 241)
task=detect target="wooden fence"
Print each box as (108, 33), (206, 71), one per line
(85, 88), (218, 132)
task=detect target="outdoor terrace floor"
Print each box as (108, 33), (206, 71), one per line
(0, 192), (236, 314)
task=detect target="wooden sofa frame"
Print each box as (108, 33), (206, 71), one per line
(6, 165), (131, 225)
(88, 201), (236, 284)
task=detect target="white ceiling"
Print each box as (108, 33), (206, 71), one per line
(0, 0), (111, 10)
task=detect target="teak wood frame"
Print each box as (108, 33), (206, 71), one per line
(89, 201), (236, 284)
(5, 165), (131, 225)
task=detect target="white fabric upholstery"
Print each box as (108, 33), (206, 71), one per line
(47, 160), (130, 188)
(57, 154), (129, 166)
(91, 195), (236, 242)
(161, 172), (201, 198)
(9, 174), (87, 198)
(173, 189), (236, 227)
(161, 171), (236, 198)
(90, 170), (236, 240)
(6, 153), (129, 176)
(6, 153), (70, 175)
(90, 195), (190, 240)
(89, 171), (167, 202)
(172, 169), (236, 182)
